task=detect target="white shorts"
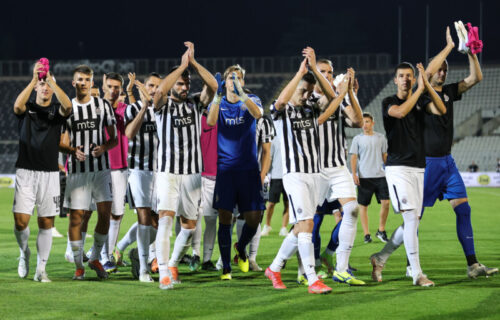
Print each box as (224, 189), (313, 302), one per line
(128, 170), (155, 209)
(385, 166), (424, 215)
(64, 170), (113, 210)
(323, 166), (357, 201)
(200, 176), (218, 217)
(13, 169), (60, 217)
(283, 172), (329, 224)
(111, 169), (128, 216)
(157, 172), (201, 220)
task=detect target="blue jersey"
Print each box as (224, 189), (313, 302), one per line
(210, 94), (263, 172)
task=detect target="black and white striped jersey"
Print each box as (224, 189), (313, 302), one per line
(155, 94), (203, 174)
(256, 115), (276, 168)
(313, 92), (349, 168)
(66, 97), (117, 173)
(124, 101), (158, 171)
(271, 101), (321, 175)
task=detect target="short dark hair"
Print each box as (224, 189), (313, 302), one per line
(106, 72), (124, 86)
(363, 112), (373, 121)
(301, 72), (316, 85)
(394, 62), (415, 76)
(73, 65), (93, 77)
(169, 66), (190, 78)
(144, 72), (161, 84)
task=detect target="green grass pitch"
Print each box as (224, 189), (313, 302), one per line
(0, 187), (499, 319)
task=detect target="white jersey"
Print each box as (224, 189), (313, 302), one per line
(155, 94), (203, 174)
(124, 101), (158, 171)
(271, 101), (321, 175)
(66, 97), (116, 174)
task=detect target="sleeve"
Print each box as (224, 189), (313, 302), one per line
(249, 95), (263, 116)
(124, 102), (140, 125)
(269, 101), (284, 121)
(381, 97), (392, 118)
(417, 94), (432, 111)
(381, 134), (388, 153)
(447, 83), (462, 102)
(349, 136), (359, 154)
(103, 100), (117, 126)
(259, 116), (275, 143)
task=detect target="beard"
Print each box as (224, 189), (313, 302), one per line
(172, 89), (188, 101)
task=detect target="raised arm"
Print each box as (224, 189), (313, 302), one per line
(418, 63), (446, 115)
(231, 73), (262, 119)
(207, 73), (224, 127)
(303, 47), (335, 101)
(184, 42), (217, 106)
(13, 62), (43, 115)
(458, 53), (483, 94)
(153, 49), (190, 110)
(45, 71), (72, 116)
(388, 67), (425, 119)
(125, 82), (151, 139)
(275, 58), (309, 111)
(425, 27), (455, 77)
(126, 73), (137, 104)
(343, 68), (363, 128)
(318, 74), (349, 125)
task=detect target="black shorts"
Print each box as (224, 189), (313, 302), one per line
(269, 179), (288, 204)
(316, 199), (342, 215)
(357, 177), (390, 206)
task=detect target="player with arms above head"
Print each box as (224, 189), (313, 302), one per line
(371, 26), (497, 280)
(60, 65), (117, 280)
(123, 72), (162, 282)
(265, 50), (350, 294)
(370, 59), (447, 287)
(13, 61), (72, 282)
(153, 42), (217, 289)
(207, 63), (265, 280)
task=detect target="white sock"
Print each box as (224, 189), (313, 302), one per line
(36, 228), (52, 272)
(148, 242), (156, 263)
(378, 224), (404, 263)
(81, 232), (87, 249)
(192, 218), (202, 257)
(100, 234), (110, 264)
(298, 232), (318, 285)
(70, 240), (84, 269)
(14, 227), (30, 258)
(137, 224), (150, 275)
(117, 222), (138, 252)
(236, 219), (245, 240)
(65, 233), (72, 256)
(203, 216), (217, 263)
(106, 219), (121, 257)
(336, 201), (358, 273)
(90, 232), (107, 262)
(270, 232), (298, 272)
(297, 252), (305, 276)
(402, 210), (422, 281)
(249, 223), (261, 261)
(169, 227), (195, 267)
(149, 226), (157, 244)
(175, 217), (181, 236)
(156, 216), (173, 281)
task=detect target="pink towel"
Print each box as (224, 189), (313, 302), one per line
(466, 23), (483, 55)
(38, 57), (50, 80)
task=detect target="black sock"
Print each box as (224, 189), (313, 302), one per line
(466, 254), (478, 266)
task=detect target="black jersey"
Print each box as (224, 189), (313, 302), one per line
(15, 101), (68, 172)
(424, 83), (461, 157)
(382, 94), (431, 168)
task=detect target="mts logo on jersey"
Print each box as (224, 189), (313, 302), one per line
(291, 118), (313, 130)
(141, 121), (157, 133)
(73, 119), (99, 131)
(172, 115), (193, 128)
(225, 117), (245, 126)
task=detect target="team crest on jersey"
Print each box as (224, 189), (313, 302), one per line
(444, 94), (450, 102)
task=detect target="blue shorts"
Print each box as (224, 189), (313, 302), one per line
(316, 199), (342, 215)
(423, 155), (467, 207)
(213, 169), (265, 212)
